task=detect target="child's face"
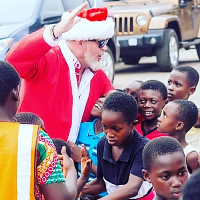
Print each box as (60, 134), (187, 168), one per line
(91, 90), (116, 118)
(157, 102), (180, 135)
(138, 90), (166, 121)
(101, 110), (136, 147)
(91, 96), (105, 118)
(167, 70), (195, 101)
(143, 151), (188, 200)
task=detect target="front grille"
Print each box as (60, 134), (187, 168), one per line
(115, 16), (134, 35)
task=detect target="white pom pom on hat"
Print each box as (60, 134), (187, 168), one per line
(62, 7), (115, 41)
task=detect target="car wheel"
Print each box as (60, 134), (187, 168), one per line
(196, 44), (200, 60)
(101, 46), (115, 83)
(156, 29), (179, 72)
(122, 57), (140, 65)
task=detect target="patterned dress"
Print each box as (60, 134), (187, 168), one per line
(35, 129), (65, 199)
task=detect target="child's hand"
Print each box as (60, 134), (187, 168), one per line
(59, 146), (75, 178)
(81, 144), (92, 177)
(57, 153), (63, 169)
(67, 141), (81, 163)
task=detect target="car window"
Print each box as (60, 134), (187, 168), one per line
(63, 0), (103, 10)
(88, 0), (103, 7)
(0, 0), (38, 24)
(63, 0), (87, 10)
(40, 0), (65, 22)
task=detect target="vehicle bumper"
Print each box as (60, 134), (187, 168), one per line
(117, 30), (164, 57)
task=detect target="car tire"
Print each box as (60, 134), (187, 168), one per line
(156, 29), (179, 72)
(122, 57), (140, 65)
(195, 44), (200, 60)
(101, 46), (115, 83)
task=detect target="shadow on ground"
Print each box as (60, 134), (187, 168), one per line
(115, 59), (200, 74)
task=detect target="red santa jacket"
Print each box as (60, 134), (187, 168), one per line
(6, 28), (114, 141)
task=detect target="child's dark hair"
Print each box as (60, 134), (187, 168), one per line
(173, 100), (198, 133)
(52, 138), (71, 157)
(115, 88), (126, 93)
(0, 61), (20, 105)
(102, 92), (138, 124)
(173, 66), (199, 87)
(13, 112), (43, 125)
(139, 80), (167, 100)
(142, 137), (184, 171)
(182, 169), (200, 200)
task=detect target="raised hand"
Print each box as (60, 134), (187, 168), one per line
(81, 144), (92, 177)
(52, 2), (88, 39)
(59, 146), (75, 178)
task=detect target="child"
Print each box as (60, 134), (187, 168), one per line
(182, 169), (200, 200)
(0, 61), (77, 199)
(157, 100), (200, 173)
(142, 137), (189, 200)
(166, 65), (200, 152)
(13, 112), (46, 130)
(124, 80), (144, 124)
(69, 90), (117, 199)
(136, 80), (168, 140)
(13, 111), (91, 198)
(82, 92), (154, 199)
(76, 90), (117, 174)
(124, 80), (143, 100)
(167, 66), (199, 102)
(52, 138), (92, 198)
(52, 138), (72, 157)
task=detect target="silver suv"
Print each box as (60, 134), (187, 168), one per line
(0, 0), (118, 82)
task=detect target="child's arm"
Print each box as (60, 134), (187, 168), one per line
(61, 146), (77, 197)
(43, 146), (77, 200)
(82, 174), (143, 200)
(99, 174), (143, 200)
(82, 177), (107, 195)
(187, 151), (200, 173)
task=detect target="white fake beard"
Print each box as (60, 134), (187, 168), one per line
(84, 50), (102, 71)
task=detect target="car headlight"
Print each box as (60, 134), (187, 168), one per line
(0, 38), (13, 51)
(136, 15), (147, 26)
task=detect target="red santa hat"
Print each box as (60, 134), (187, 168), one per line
(61, 7), (115, 40)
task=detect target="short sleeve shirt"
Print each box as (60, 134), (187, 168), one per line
(97, 130), (148, 184)
(136, 122), (168, 140)
(76, 120), (105, 181)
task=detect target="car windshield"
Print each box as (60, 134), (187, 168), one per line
(0, 0), (38, 24)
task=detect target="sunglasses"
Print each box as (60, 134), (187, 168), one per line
(89, 39), (109, 48)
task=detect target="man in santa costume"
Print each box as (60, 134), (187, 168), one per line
(6, 2), (115, 142)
